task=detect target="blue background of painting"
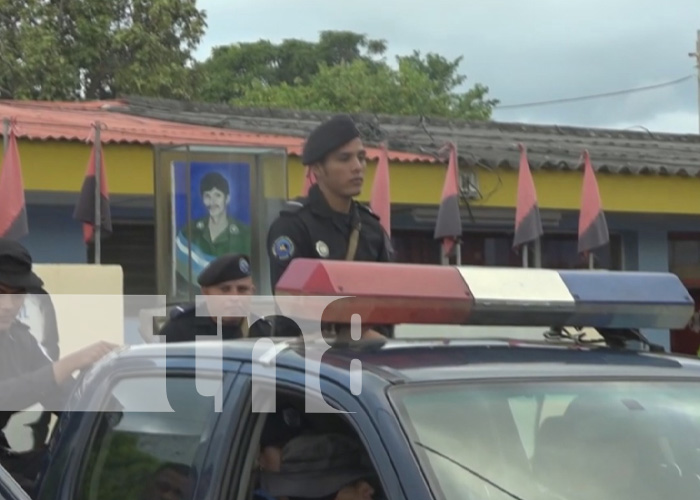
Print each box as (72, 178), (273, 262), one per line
(173, 161), (251, 230)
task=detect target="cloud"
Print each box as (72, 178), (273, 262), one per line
(193, 0), (700, 132)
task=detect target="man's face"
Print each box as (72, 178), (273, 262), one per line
(203, 188), (229, 218)
(201, 276), (255, 322)
(312, 138), (367, 198)
(0, 283), (25, 331)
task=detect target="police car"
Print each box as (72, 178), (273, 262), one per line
(2, 259), (700, 500)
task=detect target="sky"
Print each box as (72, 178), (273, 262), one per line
(192, 0), (700, 134)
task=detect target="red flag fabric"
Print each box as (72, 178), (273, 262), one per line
(433, 142), (462, 258)
(370, 143), (391, 237)
(512, 143), (543, 248)
(0, 122), (28, 239)
(578, 150), (609, 254)
(301, 166), (316, 196)
(73, 140), (112, 243)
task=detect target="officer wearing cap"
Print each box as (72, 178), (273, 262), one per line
(160, 253), (272, 342)
(0, 237), (118, 492)
(266, 114), (394, 338)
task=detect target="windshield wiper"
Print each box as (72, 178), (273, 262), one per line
(413, 441), (526, 500)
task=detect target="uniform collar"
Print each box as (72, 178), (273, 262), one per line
(307, 184), (358, 222)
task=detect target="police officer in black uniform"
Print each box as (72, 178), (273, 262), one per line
(266, 114), (394, 338)
(0, 238), (118, 493)
(160, 253), (272, 342)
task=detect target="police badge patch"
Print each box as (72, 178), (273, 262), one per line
(239, 258), (250, 274)
(272, 236), (294, 260)
(315, 240), (329, 258)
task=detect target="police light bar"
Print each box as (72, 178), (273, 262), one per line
(274, 259), (695, 330)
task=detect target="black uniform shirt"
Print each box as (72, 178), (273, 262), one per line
(0, 321), (74, 449)
(267, 184), (394, 288)
(266, 184), (395, 337)
(160, 304), (272, 343)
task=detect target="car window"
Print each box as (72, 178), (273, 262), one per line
(390, 380), (700, 500)
(75, 374), (224, 500)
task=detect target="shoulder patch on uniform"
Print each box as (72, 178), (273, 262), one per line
(272, 236), (295, 260)
(169, 303), (195, 320)
(280, 199), (305, 216)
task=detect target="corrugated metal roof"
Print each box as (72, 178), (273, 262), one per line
(0, 100), (434, 163)
(112, 96), (700, 177)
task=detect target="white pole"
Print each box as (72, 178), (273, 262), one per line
(533, 238), (542, 268)
(94, 123), (101, 264)
(455, 242), (462, 265)
(588, 252), (594, 269)
(522, 244), (529, 268)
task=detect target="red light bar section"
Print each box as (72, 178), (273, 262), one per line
(274, 259), (474, 324)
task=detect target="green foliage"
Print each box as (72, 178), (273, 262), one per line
(196, 32), (498, 120)
(0, 0), (207, 100)
(80, 431), (161, 500)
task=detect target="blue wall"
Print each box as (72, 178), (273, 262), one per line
(19, 205), (87, 263)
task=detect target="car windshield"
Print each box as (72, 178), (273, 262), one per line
(389, 380), (700, 500)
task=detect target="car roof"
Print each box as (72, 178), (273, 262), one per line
(111, 337), (700, 385)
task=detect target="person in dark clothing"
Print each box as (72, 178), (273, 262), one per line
(266, 115), (394, 340)
(160, 253), (272, 342)
(21, 286), (61, 451)
(0, 238), (118, 493)
(254, 406), (308, 500)
(259, 432), (378, 500)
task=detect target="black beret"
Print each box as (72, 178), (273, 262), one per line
(197, 253), (251, 287)
(302, 114), (361, 165)
(0, 238), (43, 289)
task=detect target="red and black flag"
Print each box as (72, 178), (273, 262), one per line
(512, 143), (543, 248)
(578, 149), (609, 254)
(0, 119), (29, 239)
(73, 128), (112, 243)
(370, 142), (391, 237)
(433, 142), (462, 258)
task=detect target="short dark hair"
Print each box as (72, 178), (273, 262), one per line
(200, 172), (230, 196)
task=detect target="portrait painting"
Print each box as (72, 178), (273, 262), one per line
(171, 161), (251, 292)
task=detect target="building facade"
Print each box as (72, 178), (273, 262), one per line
(2, 98), (700, 353)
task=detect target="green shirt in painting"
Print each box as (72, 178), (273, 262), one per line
(182, 215), (251, 258)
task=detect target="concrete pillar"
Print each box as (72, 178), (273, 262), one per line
(636, 230), (670, 350)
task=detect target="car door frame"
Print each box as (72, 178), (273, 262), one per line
(0, 466), (32, 500)
(34, 353), (243, 500)
(222, 362), (422, 500)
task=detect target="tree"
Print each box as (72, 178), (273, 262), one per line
(232, 54), (497, 120)
(196, 31), (497, 120)
(0, 0), (207, 100)
(194, 30), (387, 103)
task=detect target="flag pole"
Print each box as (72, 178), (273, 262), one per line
(588, 252), (594, 269)
(455, 242), (462, 265)
(522, 244), (529, 268)
(533, 238), (542, 268)
(2, 118), (9, 153)
(94, 122), (101, 264)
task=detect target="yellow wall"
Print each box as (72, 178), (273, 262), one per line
(287, 156), (700, 215)
(9, 140), (154, 195)
(7, 139), (700, 215)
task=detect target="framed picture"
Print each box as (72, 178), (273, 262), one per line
(171, 161), (252, 291)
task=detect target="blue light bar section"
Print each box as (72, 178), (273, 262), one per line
(558, 270), (695, 329)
